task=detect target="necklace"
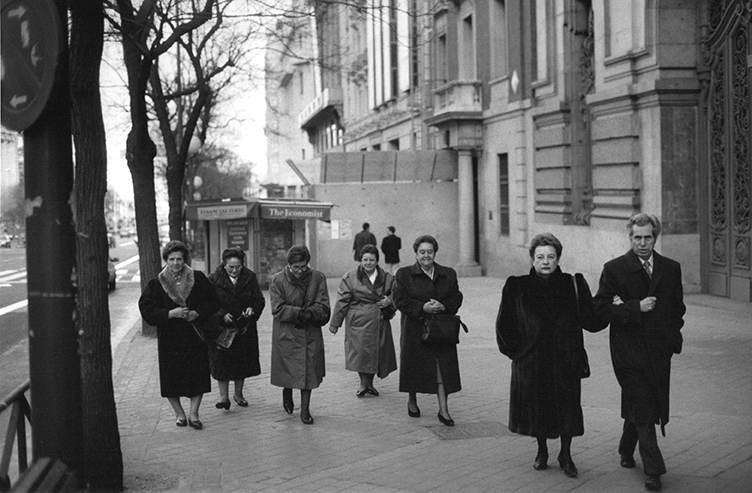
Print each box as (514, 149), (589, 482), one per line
(171, 272), (182, 285)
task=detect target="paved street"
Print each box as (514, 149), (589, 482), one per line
(110, 276), (752, 492)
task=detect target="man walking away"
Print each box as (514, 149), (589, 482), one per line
(380, 226), (402, 273)
(353, 222), (377, 261)
(594, 213), (685, 492)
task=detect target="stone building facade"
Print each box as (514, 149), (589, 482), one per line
(265, 0), (752, 301)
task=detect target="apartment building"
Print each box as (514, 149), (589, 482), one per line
(266, 1), (752, 301)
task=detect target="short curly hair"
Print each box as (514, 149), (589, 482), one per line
(413, 235), (439, 253)
(528, 233), (562, 259)
(360, 244), (379, 262)
(162, 240), (190, 262)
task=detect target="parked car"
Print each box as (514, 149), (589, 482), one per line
(0, 235), (11, 248)
(108, 257), (118, 291)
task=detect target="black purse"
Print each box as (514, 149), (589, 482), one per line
(572, 275), (591, 379)
(421, 313), (468, 347)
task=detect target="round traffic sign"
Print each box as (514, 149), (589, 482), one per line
(1, 0), (61, 131)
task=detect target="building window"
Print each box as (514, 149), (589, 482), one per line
(388, 138), (400, 150)
(499, 154), (510, 236)
(492, 0), (508, 78)
(436, 33), (448, 84)
(460, 15), (475, 79)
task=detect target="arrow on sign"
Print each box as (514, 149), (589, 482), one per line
(10, 95), (28, 108)
(7, 6), (26, 19)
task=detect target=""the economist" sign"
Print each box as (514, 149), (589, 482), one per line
(260, 204), (331, 221)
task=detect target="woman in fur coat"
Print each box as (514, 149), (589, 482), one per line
(496, 233), (606, 478)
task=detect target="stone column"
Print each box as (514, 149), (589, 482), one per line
(457, 149), (482, 276)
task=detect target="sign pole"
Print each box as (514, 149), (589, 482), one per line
(20, 0), (84, 475)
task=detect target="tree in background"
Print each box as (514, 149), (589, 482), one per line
(192, 144), (256, 200)
(108, 0), (215, 337)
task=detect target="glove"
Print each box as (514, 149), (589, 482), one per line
(296, 308), (312, 328)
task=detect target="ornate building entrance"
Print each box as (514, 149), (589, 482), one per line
(704, 1), (752, 301)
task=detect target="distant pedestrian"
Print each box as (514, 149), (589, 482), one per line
(393, 235), (463, 427)
(353, 222), (377, 261)
(270, 245), (331, 425)
(208, 247), (265, 411)
(380, 226), (402, 273)
(594, 213), (685, 492)
(138, 240), (220, 430)
(330, 244), (398, 397)
(496, 233), (606, 478)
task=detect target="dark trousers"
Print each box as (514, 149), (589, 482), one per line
(618, 420), (666, 476)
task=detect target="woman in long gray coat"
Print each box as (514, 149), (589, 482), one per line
(393, 235), (463, 426)
(329, 244), (398, 397)
(270, 245), (331, 425)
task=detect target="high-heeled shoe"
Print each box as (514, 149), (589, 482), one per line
(233, 396), (248, 407)
(282, 388), (294, 414)
(533, 452), (548, 470)
(558, 456), (578, 478)
(188, 419), (203, 430)
(215, 399), (230, 410)
(356, 388), (368, 398)
(437, 412), (454, 426)
(300, 410), (314, 425)
(407, 404), (421, 418)
(175, 417), (187, 427)
(365, 386), (379, 396)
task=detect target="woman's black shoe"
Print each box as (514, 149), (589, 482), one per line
(558, 457), (578, 478)
(282, 388), (294, 414)
(533, 452), (548, 470)
(188, 419), (203, 430)
(437, 412), (454, 426)
(407, 404), (421, 418)
(215, 399), (230, 410)
(356, 388), (368, 398)
(300, 411), (314, 425)
(233, 396), (248, 407)
(365, 386), (379, 396)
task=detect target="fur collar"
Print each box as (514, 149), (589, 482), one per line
(158, 264), (195, 306)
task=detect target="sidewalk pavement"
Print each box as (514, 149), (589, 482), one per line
(111, 277), (752, 493)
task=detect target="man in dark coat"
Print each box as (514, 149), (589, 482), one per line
(594, 213), (685, 492)
(380, 226), (402, 273)
(353, 222), (377, 261)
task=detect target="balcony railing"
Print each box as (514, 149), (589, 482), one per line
(0, 379), (31, 490)
(432, 80), (483, 118)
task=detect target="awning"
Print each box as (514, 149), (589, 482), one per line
(186, 199), (333, 222)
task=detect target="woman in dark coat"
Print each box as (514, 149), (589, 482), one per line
(139, 240), (220, 430)
(329, 244), (398, 397)
(270, 245), (331, 425)
(208, 247), (266, 410)
(496, 233), (605, 477)
(393, 235), (463, 426)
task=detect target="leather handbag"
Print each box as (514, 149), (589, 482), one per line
(572, 275), (591, 379)
(421, 314), (468, 347)
(215, 328), (238, 351)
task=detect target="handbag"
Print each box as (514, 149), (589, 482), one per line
(572, 275), (591, 379)
(215, 328), (238, 351)
(421, 313), (469, 347)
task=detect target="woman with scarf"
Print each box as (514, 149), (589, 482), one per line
(208, 247), (266, 410)
(270, 245), (331, 424)
(139, 240), (220, 430)
(329, 244), (397, 397)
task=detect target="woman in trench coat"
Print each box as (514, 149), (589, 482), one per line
(393, 235), (463, 426)
(495, 233), (605, 477)
(208, 247), (266, 410)
(270, 244), (331, 424)
(329, 244), (398, 397)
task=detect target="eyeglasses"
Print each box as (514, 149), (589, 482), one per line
(290, 264), (309, 273)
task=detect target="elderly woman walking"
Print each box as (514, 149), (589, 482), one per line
(496, 233), (605, 477)
(270, 245), (331, 424)
(329, 244), (398, 397)
(139, 240), (220, 430)
(208, 247), (266, 410)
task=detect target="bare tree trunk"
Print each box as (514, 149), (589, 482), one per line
(70, 0), (123, 489)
